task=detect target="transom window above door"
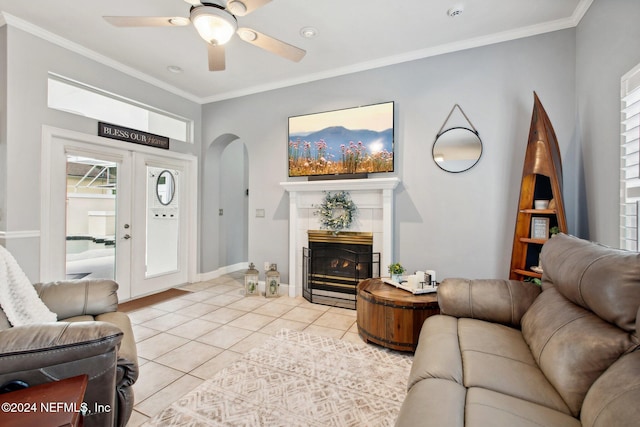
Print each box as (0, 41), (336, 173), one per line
(47, 73), (192, 143)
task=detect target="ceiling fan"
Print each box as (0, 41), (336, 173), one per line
(103, 0), (306, 71)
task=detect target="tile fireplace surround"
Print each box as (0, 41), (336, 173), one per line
(280, 177), (400, 298)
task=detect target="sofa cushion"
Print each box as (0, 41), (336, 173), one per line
(35, 279), (119, 320)
(457, 318), (570, 414)
(438, 278), (541, 328)
(541, 234), (640, 334)
(408, 315), (462, 389)
(396, 378), (466, 427)
(521, 287), (636, 416)
(465, 388), (581, 427)
(410, 315), (570, 415)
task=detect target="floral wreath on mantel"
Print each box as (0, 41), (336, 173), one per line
(314, 191), (357, 234)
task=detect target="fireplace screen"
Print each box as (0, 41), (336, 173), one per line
(303, 232), (380, 309)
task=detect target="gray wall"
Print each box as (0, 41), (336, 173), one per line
(575, 0), (640, 246)
(0, 26), (202, 281)
(202, 29), (578, 282)
(219, 140), (248, 266)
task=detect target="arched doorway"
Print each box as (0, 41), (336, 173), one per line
(202, 133), (248, 274)
(219, 140), (249, 266)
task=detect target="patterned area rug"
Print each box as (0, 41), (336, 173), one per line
(143, 329), (413, 426)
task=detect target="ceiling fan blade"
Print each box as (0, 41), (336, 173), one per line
(183, 0), (202, 5)
(208, 44), (226, 71)
(103, 16), (189, 27)
(228, 0), (272, 16)
(237, 27), (306, 62)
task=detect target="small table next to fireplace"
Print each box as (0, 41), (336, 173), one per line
(356, 278), (439, 352)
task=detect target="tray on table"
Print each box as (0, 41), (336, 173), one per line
(382, 278), (438, 294)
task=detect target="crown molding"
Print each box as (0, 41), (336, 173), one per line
(202, 10), (589, 103)
(1, 0), (593, 105)
(572, 0), (595, 25)
(1, 12), (202, 104)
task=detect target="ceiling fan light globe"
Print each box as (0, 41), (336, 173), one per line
(191, 5), (238, 45)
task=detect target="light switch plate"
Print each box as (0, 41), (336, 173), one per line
(256, 209), (265, 218)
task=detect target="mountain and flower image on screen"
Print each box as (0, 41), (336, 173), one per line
(288, 102), (394, 177)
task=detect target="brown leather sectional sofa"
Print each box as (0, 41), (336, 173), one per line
(396, 233), (640, 426)
(0, 279), (138, 427)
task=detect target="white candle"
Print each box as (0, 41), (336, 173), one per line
(407, 275), (418, 289)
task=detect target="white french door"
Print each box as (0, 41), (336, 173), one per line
(130, 155), (189, 297)
(41, 127), (197, 301)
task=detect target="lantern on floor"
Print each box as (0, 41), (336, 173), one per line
(265, 263), (280, 298)
(244, 262), (260, 296)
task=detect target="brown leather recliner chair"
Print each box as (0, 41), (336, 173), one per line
(0, 279), (138, 427)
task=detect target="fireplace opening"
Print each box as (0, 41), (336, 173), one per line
(303, 231), (380, 309)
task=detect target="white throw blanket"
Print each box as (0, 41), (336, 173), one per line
(0, 245), (57, 326)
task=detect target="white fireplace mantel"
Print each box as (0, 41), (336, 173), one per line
(280, 177), (400, 297)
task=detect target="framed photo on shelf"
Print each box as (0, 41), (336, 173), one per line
(531, 217), (550, 239)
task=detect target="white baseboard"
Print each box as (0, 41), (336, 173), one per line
(198, 262), (248, 282)
(197, 262), (292, 296)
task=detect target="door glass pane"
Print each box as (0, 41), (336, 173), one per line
(146, 166), (179, 277)
(66, 156), (117, 280)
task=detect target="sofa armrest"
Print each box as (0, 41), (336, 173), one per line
(34, 279), (119, 319)
(581, 350), (640, 427)
(438, 278), (541, 328)
(97, 312), (139, 387)
(0, 321), (123, 375)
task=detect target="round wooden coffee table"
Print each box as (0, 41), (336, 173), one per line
(356, 278), (439, 352)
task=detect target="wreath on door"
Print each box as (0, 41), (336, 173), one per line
(315, 191), (357, 233)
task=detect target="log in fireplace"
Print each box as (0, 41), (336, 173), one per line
(303, 230), (380, 309)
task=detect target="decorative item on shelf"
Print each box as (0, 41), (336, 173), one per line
(550, 226), (560, 236)
(265, 264), (280, 298)
(314, 191), (357, 234)
(244, 262), (260, 296)
(388, 262), (405, 283)
(534, 199), (549, 210)
(531, 255), (543, 275)
(525, 276), (542, 286)
(531, 217), (550, 239)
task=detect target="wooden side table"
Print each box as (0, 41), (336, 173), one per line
(0, 374), (88, 427)
(357, 278), (439, 352)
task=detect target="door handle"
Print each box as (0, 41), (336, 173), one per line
(123, 234), (131, 240)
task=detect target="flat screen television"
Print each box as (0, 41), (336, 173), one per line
(288, 101), (394, 177)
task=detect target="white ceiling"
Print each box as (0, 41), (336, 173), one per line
(0, 0), (592, 104)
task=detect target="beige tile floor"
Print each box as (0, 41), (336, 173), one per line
(126, 271), (365, 426)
